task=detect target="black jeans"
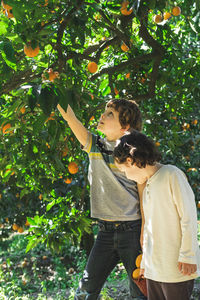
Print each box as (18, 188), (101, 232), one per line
(74, 219), (147, 300)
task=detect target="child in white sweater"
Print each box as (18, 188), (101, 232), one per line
(113, 130), (200, 300)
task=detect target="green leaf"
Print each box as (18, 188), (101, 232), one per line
(38, 86), (58, 116)
(26, 236), (42, 253)
(0, 22), (8, 35)
(46, 200), (55, 211)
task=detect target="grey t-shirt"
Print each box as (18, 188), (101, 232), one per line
(83, 133), (141, 221)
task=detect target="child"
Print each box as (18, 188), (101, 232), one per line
(113, 130), (200, 300)
(57, 99), (147, 299)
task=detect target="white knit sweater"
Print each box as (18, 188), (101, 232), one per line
(141, 164), (200, 282)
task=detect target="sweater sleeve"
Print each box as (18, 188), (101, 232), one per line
(170, 168), (198, 264)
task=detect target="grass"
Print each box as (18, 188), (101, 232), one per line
(0, 212), (200, 299)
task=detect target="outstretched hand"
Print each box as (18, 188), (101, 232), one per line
(178, 262), (197, 276)
(57, 103), (68, 121)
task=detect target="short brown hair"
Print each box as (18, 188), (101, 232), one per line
(113, 130), (162, 168)
(106, 98), (142, 131)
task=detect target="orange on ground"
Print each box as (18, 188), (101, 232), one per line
(125, 73), (130, 79)
(135, 254), (143, 268)
(172, 6), (181, 16)
(1, 1), (12, 10)
(132, 268), (140, 279)
(64, 178), (72, 184)
(2, 123), (11, 134)
(12, 223), (19, 231)
(68, 162), (79, 174)
(18, 227), (24, 233)
(164, 12), (171, 20)
(24, 43), (40, 58)
(114, 87), (119, 95)
(121, 42), (129, 52)
(154, 15), (162, 23)
(88, 62), (98, 74)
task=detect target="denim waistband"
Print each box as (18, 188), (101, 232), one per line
(98, 219), (141, 232)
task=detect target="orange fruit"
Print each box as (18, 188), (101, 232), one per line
(121, 42), (129, 52)
(114, 87), (119, 95)
(197, 202), (200, 209)
(64, 178), (72, 184)
(47, 68), (59, 82)
(155, 142), (160, 147)
(90, 93), (94, 100)
(12, 223), (19, 231)
(192, 119), (198, 125)
(5, 217), (9, 223)
(3, 8), (14, 18)
(89, 116), (95, 121)
(172, 6), (181, 16)
(1, 1), (12, 10)
(39, 194), (43, 200)
(125, 73), (130, 78)
(2, 123), (11, 134)
(187, 168), (197, 172)
(121, 1), (133, 15)
(62, 147), (68, 157)
(25, 220), (30, 226)
(154, 15), (162, 23)
(24, 43), (40, 57)
(18, 227), (24, 233)
(164, 12), (171, 20)
(43, 255), (47, 260)
(68, 162), (78, 174)
(88, 62), (98, 74)
(135, 254), (143, 268)
(132, 268), (140, 279)
(40, 0), (48, 7)
(20, 106), (26, 114)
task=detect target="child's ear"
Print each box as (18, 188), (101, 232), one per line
(126, 157), (133, 165)
(120, 124), (130, 133)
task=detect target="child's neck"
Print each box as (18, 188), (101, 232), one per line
(146, 163), (162, 180)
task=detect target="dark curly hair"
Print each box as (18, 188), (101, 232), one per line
(106, 98), (142, 131)
(113, 130), (162, 168)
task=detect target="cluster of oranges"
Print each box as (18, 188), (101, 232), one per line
(154, 6), (181, 24)
(24, 42), (40, 58)
(12, 219), (30, 234)
(42, 68), (60, 82)
(132, 253), (143, 279)
(1, 0), (14, 18)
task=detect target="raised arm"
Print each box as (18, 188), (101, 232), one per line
(57, 104), (89, 147)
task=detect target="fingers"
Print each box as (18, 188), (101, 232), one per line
(178, 262), (197, 276)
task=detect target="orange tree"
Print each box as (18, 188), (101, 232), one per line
(0, 0), (199, 252)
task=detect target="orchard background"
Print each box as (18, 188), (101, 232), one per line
(0, 0), (199, 261)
